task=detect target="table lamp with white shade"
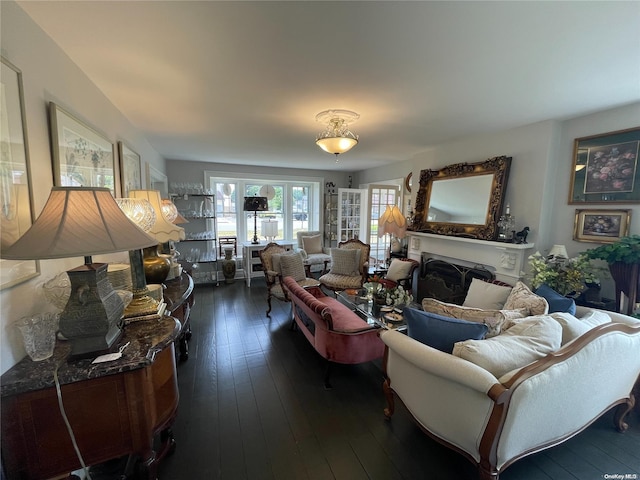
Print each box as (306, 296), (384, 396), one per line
(129, 190), (185, 284)
(0, 187), (157, 357)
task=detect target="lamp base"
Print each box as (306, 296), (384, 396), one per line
(59, 263), (124, 358)
(143, 245), (171, 284)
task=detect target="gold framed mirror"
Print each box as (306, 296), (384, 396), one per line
(410, 156), (512, 240)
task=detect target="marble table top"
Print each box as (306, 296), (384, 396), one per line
(1, 316), (181, 398)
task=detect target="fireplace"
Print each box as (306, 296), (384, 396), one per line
(414, 256), (496, 305)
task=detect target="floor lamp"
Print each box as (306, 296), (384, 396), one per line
(378, 205), (407, 265)
(244, 196), (268, 244)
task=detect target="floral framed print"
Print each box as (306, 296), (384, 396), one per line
(118, 141), (141, 197)
(0, 57), (40, 289)
(569, 127), (640, 204)
(49, 102), (117, 196)
(573, 208), (631, 243)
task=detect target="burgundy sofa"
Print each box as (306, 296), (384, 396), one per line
(282, 276), (385, 387)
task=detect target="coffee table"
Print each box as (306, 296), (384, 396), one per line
(336, 290), (407, 332)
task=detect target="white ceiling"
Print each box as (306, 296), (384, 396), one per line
(17, 1), (640, 172)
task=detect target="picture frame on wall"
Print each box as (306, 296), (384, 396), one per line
(0, 57), (40, 289)
(569, 127), (640, 204)
(146, 162), (168, 198)
(118, 141), (141, 197)
(49, 102), (118, 196)
(573, 208), (631, 243)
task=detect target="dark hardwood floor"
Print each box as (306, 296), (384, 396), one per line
(157, 278), (640, 480)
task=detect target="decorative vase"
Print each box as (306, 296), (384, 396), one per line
(142, 245), (171, 284)
(222, 248), (236, 284)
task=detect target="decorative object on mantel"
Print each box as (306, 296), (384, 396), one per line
(315, 109), (359, 160)
(410, 155), (512, 240)
(528, 250), (599, 297)
(0, 187), (157, 357)
(514, 226), (530, 244)
(497, 204), (516, 241)
(569, 126), (640, 204)
(585, 235), (640, 315)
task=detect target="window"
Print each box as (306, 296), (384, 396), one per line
(368, 184), (400, 265)
(207, 172), (321, 245)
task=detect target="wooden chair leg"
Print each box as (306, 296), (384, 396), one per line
(266, 295), (272, 318)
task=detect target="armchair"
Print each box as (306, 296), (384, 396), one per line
(259, 243), (319, 317)
(296, 231), (331, 275)
(377, 258), (419, 291)
(319, 238), (370, 294)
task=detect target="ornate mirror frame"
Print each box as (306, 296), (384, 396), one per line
(410, 155), (512, 240)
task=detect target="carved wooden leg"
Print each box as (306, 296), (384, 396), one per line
(614, 395), (636, 432)
(156, 427), (177, 461)
(478, 464), (500, 480)
(382, 378), (395, 419)
(179, 333), (189, 361)
(266, 295), (273, 318)
(136, 450), (158, 480)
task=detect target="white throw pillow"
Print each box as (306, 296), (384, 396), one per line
(329, 248), (361, 276)
(463, 278), (512, 309)
(503, 281), (549, 316)
(550, 310), (611, 345)
(386, 259), (414, 282)
(452, 315), (562, 378)
(301, 235), (323, 254)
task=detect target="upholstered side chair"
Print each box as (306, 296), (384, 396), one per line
(296, 230), (331, 275)
(378, 258), (419, 291)
(259, 242), (319, 317)
(319, 238), (370, 294)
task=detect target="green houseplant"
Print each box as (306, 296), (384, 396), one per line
(585, 235), (640, 315)
(528, 251), (599, 296)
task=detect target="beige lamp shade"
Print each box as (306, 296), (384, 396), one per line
(548, 244), (568, 259)
(1, 187), (157, 260)
(378, 205), (407, 239)
(129, 190), (185, 242)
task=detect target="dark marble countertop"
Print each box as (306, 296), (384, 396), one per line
(1, 316), (181, 398)
(163, 272), (194, 314)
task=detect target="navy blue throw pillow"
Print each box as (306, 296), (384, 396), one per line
(534, 284), (576, 315)
(404, 307), (488, 353)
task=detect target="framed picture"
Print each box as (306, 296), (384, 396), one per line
(573, 208), (631, 243)
(118, 141), (141, 197)
(49, 102), (117, 196)
(0, 57), (40, 289)
(146, 163), (168, 198)
(569, 127), (640, 204)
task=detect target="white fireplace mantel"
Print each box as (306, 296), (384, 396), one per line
(406, 232), (535, 283)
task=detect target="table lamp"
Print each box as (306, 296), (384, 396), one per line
(261, 219), (278, 242)
(115, 197), (161, 318)
(129, 190), (185, 284)
(243, 196), (268, 244)
(0, 187), (157, 357)
(378, 205), (407, 262)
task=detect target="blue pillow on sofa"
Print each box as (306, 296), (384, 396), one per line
(404, 307), (488, 353)
(534, 284), (576, 315)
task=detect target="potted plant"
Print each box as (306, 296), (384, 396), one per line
(584, 235), (640, 314)
(528, 251), (599, 296)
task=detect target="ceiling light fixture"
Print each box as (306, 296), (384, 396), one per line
(315, 109), (359, 161)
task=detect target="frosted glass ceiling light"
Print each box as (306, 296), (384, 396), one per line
(315, 109), (359, 161)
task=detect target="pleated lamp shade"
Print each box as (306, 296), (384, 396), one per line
(1, 187), (157, 260)
(378, 205), (407, 239)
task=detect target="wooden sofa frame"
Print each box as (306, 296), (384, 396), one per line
(382, 321), (640, 480)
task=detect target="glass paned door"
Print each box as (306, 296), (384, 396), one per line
(368, 185), (400, 267)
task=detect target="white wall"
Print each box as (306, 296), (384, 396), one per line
(0, 2), (165, 373)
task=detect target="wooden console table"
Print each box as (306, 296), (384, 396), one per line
(1, 316), (181, 480)
(163, 271), (194, 361)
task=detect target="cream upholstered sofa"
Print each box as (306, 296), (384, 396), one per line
(381, 285), (640, 480)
